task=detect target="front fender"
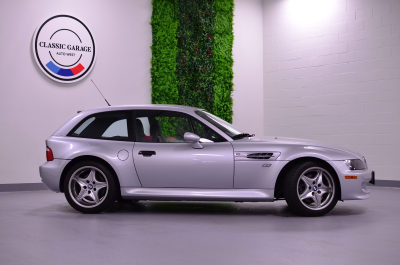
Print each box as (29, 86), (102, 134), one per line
(278, 145), (360, 161)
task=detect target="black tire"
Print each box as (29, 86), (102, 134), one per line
(284, 161), (338, 217)
(64, 160), (117, 214)
(116, 199), (140, 203)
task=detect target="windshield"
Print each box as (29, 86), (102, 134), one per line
(195, 110), (244, 138)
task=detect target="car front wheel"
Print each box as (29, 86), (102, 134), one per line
(284, 161), (338, 216)
(64, 161), (117, 213)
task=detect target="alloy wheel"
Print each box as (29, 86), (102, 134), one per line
(68, 166), (109, 208)
(296, 167), (335, 211)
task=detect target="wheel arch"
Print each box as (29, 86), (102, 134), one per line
(59, 155), (121, 199)
(274, 157), (341, 200)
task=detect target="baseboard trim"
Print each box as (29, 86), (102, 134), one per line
(0, 183), (48, 192)
(0, 180), (399, 192)
(368, 180), (400, 188)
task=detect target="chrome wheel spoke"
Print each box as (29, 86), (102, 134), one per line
(90, 190), (100, 204)
(76, 189), (88, 201)
(319, 186), (331, 195)
(93, 173), (104, 184)
(315, 170), (323, 186)
(86, 169), (96, 183)
(96, 182), (107, 190)
(301, 175), (314, 187)
(300, 190), (314, 201)
(73, 176), (87, 188)
(314, 193), (322, 208)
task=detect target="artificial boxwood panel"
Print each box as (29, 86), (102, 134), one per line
(151, 0), (234, 123)
(211, 0), (234, 123)
(151, 0), (179, 105)
(176, 0), (214, 113)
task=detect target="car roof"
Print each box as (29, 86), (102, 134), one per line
(79, 104), (203, 113)
(53, 104), (204, 136)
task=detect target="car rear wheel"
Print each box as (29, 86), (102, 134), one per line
(64, 161), (117, 213)
(284, 161), (338, 216)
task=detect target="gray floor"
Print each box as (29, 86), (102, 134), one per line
(0, 187), (399, 265)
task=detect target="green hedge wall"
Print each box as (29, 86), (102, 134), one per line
(176, 0), (215, 113)
(151, 0), (179, 105)
(151, 0), (234, 122)
(211, 0), (234, 123)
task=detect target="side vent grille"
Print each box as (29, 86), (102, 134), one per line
(246, 153), (274, 160)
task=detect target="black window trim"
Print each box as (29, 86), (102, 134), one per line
(131, 109), (226, 143)
(132, 109), (193, 144)
(67, 110), (135, 142)
(188, 116), (227, 143)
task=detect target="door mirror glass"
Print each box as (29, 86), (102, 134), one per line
(184, 132), (203, 149)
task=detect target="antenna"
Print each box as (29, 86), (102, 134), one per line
(91, 79), (111, 106)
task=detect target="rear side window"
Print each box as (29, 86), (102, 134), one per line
(69, 111), (132, 141)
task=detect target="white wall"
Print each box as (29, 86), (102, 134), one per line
(262, 0), (400, 180)
(0, 0), (264, 185)
(0, 0), (152, 184)
(232, 0), (264, 137)
(6, 0), (395, 184)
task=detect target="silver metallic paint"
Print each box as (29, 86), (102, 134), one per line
(234, 161), (288, 189)
(39, 159), (70, 192)
(184, 132), (204, 149)
(39, 104), (373, 202)
(329, 160), (372, 200)
(45, 136), (141, 188)
(120, 187), (274, 202)
(133, 142), (234, 188)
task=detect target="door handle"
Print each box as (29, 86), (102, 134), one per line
(138, 150), (156, 157)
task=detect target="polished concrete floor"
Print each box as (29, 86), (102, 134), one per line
(0, 186), (399, 265)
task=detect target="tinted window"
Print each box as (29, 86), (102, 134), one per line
(69, 111), (131, 141)
(191, 117), (226, 142)
(195, 110), (243, 138)
(102, 119), (128, 138)
(134, 110), (191, 143)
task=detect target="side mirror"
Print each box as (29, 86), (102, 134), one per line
(184, 132), (203, 149)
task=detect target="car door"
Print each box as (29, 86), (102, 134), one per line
(132, 110), (234, 188)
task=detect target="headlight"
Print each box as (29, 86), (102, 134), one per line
(344, 159), (366, 170)
(362, 156), (368, 168)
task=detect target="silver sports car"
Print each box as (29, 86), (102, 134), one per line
(39, 105), (374, 216)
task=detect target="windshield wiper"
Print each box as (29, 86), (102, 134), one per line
(232, 133), (254, 140)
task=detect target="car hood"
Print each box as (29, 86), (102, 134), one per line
(236, 136), (363, 158)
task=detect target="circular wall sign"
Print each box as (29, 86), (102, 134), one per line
(33, 15), (96, 83)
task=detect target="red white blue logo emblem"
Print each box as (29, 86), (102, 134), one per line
(33, 15), (96, 83)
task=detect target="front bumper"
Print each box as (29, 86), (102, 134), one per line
(369, 171), (375, 185)
(39, 159), (70, 192)
(329, 161), (374, 201)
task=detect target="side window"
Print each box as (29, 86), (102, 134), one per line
(102, 119), (128, 138)
(69, 111), (131, 141)
(191, 117), (226, 142)
(134, 110), (191, 143)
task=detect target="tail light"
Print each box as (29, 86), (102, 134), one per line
(46, 147), (54, 161)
